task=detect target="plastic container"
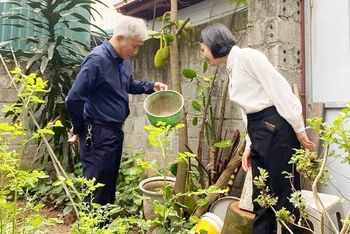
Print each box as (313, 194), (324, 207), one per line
(209, 196), (240, 222)
(189, 212), (223, 234)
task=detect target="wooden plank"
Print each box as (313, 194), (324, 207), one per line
(302, 102), (324, 191)
(306, 102), (325, 150)
(239, 170), (254, 212)
(292, 83), (304, 121)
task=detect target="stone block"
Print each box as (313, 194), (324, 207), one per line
(0, 88), (17, 103)
(246, 20), (272, 46)
(249, 0), (300, 22)
(124, 133), (149, 151)
(0, 63), (15, 89)
(128, 101), (144, 118)
(182, 83), (198, 100)
(278, 69), (302, 86)
(265, 17), (301, 44)
(248, 0), (279, 22)
(186, 119), (200, 139)
(186, 139), (199, 158)
(277, 0), (302, 21)
(232, 9), (248, 32)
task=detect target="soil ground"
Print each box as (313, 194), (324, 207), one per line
(40, 206), (73, 234)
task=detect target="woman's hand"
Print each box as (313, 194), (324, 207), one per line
(296, 130), (316, 150)
(242, 148), (252, 172)
(154, 82), (168, 91)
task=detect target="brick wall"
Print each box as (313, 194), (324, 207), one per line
(0, 0), (302, 176)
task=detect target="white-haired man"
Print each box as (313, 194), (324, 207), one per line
(65, 16), (167, 205)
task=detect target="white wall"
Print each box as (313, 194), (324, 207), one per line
(147, 0), (245, 31)
(311, 1), (350, 103)
(310, 0), (350, 213)
(90, 0), (118, 32)
(91, 0), (244, 34)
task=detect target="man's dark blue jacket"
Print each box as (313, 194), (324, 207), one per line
(65, 39), (155, 134)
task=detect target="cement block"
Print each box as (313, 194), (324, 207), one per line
(0, 88), (18, 103)
(124, 133), (149, 151)
(0, 63), (15, 89)
(182, 83), (198, 100)
(265, 17), (301, 44)
(249, 0), (300, 22)
(248, 0), (279, 22)
(232, 9), (248, 32)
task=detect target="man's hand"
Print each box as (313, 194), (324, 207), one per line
(296, 130), (316, 150)
(154, 82), (168, 91)
(242, 148), (252, 172)
(68, 127), (79, 144)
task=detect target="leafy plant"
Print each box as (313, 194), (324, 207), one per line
(0, 57), (148, 233)
(254, 102), (350, 234)
(137, 122), (227, 233)
(0, 0), (108, 171)
(0, 64), (64, 233)
(29, 162), (83, 211)
(114, 150), (145, 217)
(182, 64), (241, 188)
(152, 13), (192, 69)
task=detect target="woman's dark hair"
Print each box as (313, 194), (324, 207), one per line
(200, 23), (236, 59)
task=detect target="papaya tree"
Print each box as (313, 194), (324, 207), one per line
(150, 0), (250, 220)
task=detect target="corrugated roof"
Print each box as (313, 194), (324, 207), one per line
(114, 0), (204, 20)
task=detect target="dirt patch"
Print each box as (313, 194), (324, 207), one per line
(40, 206), (74, 234)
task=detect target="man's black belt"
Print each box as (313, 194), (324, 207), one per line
(85, 117), (124, 131)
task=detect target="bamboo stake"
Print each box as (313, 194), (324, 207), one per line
(216, 75), (229, 141)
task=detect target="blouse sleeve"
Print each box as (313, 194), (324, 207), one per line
(241, 109), (252, 150)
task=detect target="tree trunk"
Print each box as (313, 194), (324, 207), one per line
(222, 200), (254, 234)
(170, 0), (187, 210)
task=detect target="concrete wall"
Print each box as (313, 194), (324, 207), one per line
(0, 0), (303, 176)
(125, 0), (303, 166)
(0, 61), (38, 168)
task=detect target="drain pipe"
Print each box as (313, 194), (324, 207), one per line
(300, 0), (307, 121)
(301, 0), (313, 120)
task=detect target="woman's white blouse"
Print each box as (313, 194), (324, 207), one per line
(226, 46), (305, 149)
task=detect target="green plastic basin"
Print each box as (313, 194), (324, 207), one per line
(144, 90), (184, 127)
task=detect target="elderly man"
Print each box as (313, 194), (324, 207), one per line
(65, 16), (167, 205)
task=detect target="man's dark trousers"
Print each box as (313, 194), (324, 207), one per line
(79, 121), (124, 205)
(247, 106), (301, 234)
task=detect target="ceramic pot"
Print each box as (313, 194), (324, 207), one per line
(139, 176), (176, 220)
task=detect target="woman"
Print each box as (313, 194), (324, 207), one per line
(200, 23), (315, 234)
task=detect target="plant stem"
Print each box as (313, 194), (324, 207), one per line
(311, 145), (340, 234)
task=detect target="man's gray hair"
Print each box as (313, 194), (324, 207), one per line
(113, 15), (148, 41)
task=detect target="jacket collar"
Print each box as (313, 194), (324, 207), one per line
(103, 39), (123, 64)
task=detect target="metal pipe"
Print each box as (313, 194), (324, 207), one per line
(302, 0), (314, 120)
(301, 0), (307, 123)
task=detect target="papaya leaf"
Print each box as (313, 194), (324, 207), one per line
(191, 100), (201, 112)
(183, 68), (197, 79)
(214, 140), (233, 148)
